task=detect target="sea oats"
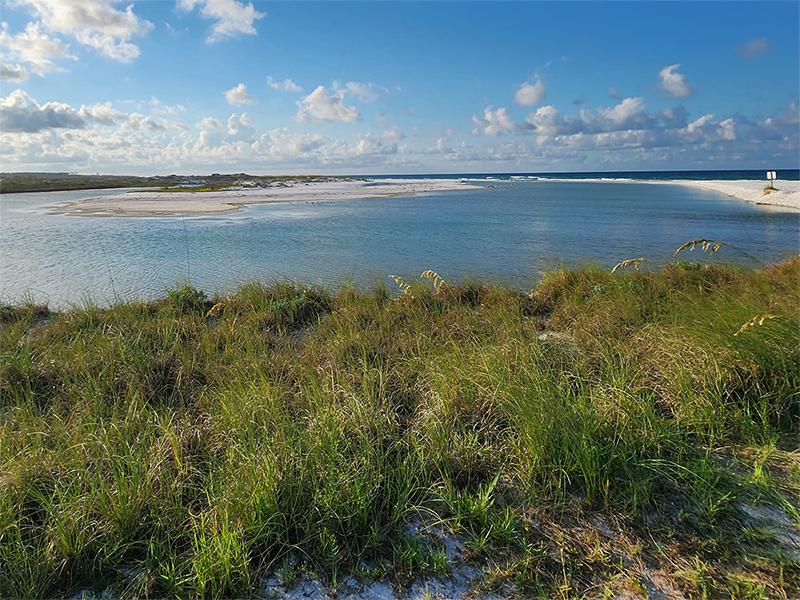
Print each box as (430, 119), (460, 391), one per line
(611, 258), (649, 273)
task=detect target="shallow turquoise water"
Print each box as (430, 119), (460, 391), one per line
(1, 182), (797, 308)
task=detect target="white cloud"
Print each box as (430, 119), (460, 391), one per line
(524, 105), (579, 136)
(198, 116), (224, 130)
(150, 98), (187, 116)
(9, 0), (153, 63)
(295, 85), (360, 123)
(224, 83), (255, 105)
(226, 112), (255, 140)
(734, 37), (768, 58)
(0, 63), (29, 81)
(718, 118), (736, 141)
(0, 88), (85, 132)
(471, 106), (516, 136)
(514, 78), (546, 106)
(254, 127), (326, 159)
(266, 76), (302, 92)
(77, 101), (186, 132)
(177, 0), (265, 44)
(79, 101), (125, 125)
(658, 64), (693, 98)
(0, 22), (76, 76)
(338, 81), (384, 103)
(658, 105), (689, 129)
(381, 128), (404, 142)
(593, 97), (654, 131)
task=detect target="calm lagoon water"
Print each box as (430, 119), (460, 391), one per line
(1, 182), (798, 309)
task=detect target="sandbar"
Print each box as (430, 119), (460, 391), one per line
(650, 179), (800, 211)
(51, 178), (477, 218)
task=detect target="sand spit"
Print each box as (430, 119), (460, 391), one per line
(51, 179), (477, 218)
(654, 178), (800, 211)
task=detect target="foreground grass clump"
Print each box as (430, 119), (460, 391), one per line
(1, 259), (798, 599)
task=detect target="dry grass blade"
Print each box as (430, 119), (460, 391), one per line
(206, 302), (225, 317)
(389, 275), (412, 295)
(420, 270), (450, 294)
(734, 314), (778, 336)
(611, 258), (649, 274)
(674, 238), (727, 256)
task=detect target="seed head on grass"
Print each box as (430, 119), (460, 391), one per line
(674, 239), (727, 257)
(734, 314), (778, 337)
(389, 275), (412, 296)
(421, 270), (450, 295)
(611, 258), (649, 274)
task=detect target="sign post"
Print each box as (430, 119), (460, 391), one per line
(767, 171), (777, 189)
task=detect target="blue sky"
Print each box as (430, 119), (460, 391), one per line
(0, 1), (798, 175)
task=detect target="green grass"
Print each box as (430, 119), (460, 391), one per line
(1, 258), (798, 599)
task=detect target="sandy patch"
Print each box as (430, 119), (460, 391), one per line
(50, 179), (477, 218)
(652, 179), (800, 211)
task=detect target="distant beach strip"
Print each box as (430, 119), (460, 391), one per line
(50, 177), (800, 218)
(655, 179), (800, 211)
(50, 179), (477, 218)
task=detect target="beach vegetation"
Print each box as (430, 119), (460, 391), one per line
(1, 256), (798, 599)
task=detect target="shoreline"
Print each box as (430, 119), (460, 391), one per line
(50, 178), (477, 218)
(653, 178), (800, 211)
(47, 177), (800, 218)
(540, 177), (800, 211)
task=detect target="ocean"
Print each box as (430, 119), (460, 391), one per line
(1, 174), (798, 309)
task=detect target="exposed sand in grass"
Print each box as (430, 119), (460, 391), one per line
(652, 178), (800, 211)
(51, 179), (477, 218)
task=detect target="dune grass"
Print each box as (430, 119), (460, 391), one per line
(1, 258), (798, 599)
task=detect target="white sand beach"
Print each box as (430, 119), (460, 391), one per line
(51, 178), (477, 218)
(654, 179), (800, 211)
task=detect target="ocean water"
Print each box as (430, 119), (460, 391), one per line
(1, 180), (798, 309)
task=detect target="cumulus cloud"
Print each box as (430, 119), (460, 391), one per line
(717, 118), (736, 141)
(0, 63), (29, 82)
(78, 101), (125, 125)
(593, 97), (654, 131)
(0, 22), (77, 76)
(380, 127), (404, 142)
(658, 64), (694, 98)
(658, 104), (689, 129)
(225, 112), (255, 141)
(734, 37), (769, 58)
(1, 88), (85, 132)
(75, 100), (186, 132)
(524, 105), (579, 136)
(177, 0), (265, 44)
(198, 116), (224, 130)
(481, 98), (655, 140)
(471, 106), (517, 136)
(295, 85), (360, 123)
(338, 81), (384, 103)
(224, 83), (256, 105)
(9, 0), (153, 62)
(150, 98), (187, 116)
(514, 78), (546, 106)
(266, 76), (302, 92)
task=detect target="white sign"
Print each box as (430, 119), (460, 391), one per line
(767, 171), (777, 180)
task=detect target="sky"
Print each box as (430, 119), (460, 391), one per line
(0, 1), (798, 176)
